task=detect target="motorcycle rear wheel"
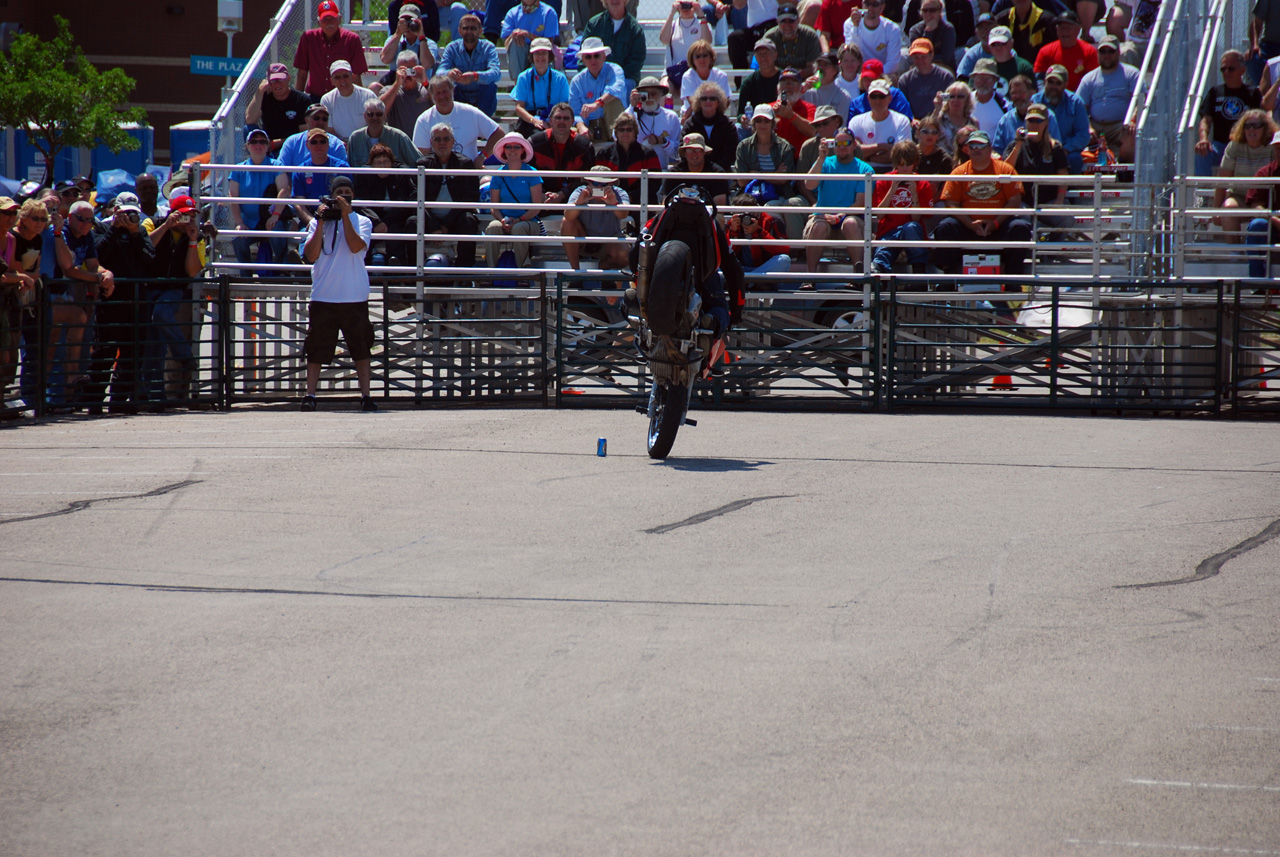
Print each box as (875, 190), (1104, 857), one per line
(647, 382), (687, 460)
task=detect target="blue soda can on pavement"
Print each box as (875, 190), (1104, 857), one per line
(597, 438), (607, 457)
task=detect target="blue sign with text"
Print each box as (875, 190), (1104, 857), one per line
(190, 55), (250, 76)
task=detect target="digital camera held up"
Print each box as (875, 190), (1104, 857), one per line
(317, 196), (343, 221)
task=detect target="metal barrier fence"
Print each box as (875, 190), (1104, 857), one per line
(7, 275), (1275, 418)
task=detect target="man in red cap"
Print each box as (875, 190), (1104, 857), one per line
(294, 0), (369, 98)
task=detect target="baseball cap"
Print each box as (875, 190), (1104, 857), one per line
(860, 58), (885, 79)
(399, 3), (422, 16)
(306, 103), (330, 118)
(318, 0), (340, 19)
(816, 51), (838, 65)
(754, 37), (777, 51)
(169, 194), (197, 214)
(113, 191), (142, 214)
(976, 11), (993, 25)
(330, 59), (352, 74)
(54, 179), (79, 193)
(910, 38), (934, 55)
(268, 62), (290, 81)
(307, 126), (330, 140)
(868, 78), (891, 96)
(988, 26), (1012, 44)
(530, 36), (555, 52)
(967, 129), (991, 145)
(1025, 103), (1049, 120)
(1055, 9), (1080, 25)
(246, 128), (270, 143)
(73, 174), (94, 189)
(329, 175), (354, 193)
(779, 66), (803, 81)
(1097, 34), (1120, 50)
(0, 196), (18, 213)
(1045, 64), (1069, 82)
(751, 103), (775, 121)
(776, 3), (800, 18)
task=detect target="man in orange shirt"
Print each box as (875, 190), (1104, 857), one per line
(929, 128), (1032, 275)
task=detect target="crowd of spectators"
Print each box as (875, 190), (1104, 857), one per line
(9, 0), (1280, 415)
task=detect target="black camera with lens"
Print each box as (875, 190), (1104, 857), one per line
(317, 195), (343, 220)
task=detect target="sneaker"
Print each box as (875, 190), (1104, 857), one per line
(360, 395), (378, 412)
(300, 395), (317, 412)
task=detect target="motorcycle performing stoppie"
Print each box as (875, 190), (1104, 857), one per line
(626, 185), (734, 460)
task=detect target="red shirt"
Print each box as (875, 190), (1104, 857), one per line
(817, 0), (859, 47)
(1033, 39), (1098, 91)
(772, 98), (816, 150)
(294, 27), (369, 97)
(872, 170), (934, 237)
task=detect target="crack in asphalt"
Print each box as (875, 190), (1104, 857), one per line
(645, 495), (794, 534)
(0, 577), (780, 608)
(0, 480), (203, 526)
(1119, 516), (1280, 589)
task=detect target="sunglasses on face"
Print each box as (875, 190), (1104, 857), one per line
(27, 215), (49, 223)
(1221, 65), (1243, 72)
(1025, 117), (1046, 124)
(60, 190), (79, 197)
(309, 138), (329, 146)
(1245, 122), (1266, 129)
(432, 136), (455, 144)
(834, 140), (854, 147)
(700, 95), (720, 102)
(869, 92), (888, 99)
(248, 137), (269, 144)
(311, 115), (330, 122)
(922, 5), (941, 11)
(365, 111), (385, 117)
(948, 93), (967, 99)
(72, 213), (93, 222)
(966, 141), (988, 149)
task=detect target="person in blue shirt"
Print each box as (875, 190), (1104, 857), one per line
(229, 128), (289, 268)
(290, 128), (352, 227)
(992, 74), (1062, 156)
(569, 37), (628, 141)
(503, 0), (560, 79)
(800, 127), (875, 280)
(484, 133), (546, 268)
(512, 38), (572, 136)
(439, 13), (501, 116)
(278, 105), (350, 167)
(1031, 63), (1092, 173)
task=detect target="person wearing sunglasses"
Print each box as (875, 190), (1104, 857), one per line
(1215, 109), (1279, 243)
(801, 126), (874, 282)
(844, 0), (904, 77)
(348, 97), (421, 168)
(661, 0), (713, 94)
(278, 103), (350, 167)
(289, 127), (352, 228)
(245, 63), (313, 153)
(848, 78), (912, 170)
(931, 128), (1032, 277)
(1194, 49), (1278, 177)
(320, 60), (377, 142)
(229, 128), (289, 271)
(85, 192), (154, 415)
(43, 199), (113, 411)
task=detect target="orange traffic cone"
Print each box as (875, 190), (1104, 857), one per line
(989, 374), (1014, 390)
(1260, 366), (1269, 390)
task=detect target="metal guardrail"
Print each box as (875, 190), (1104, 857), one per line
(6, 276), (1275, 418)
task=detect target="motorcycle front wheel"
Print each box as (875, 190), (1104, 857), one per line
(647, 382), (688, 460)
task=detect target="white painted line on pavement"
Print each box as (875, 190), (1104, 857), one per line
(1067, 839), (1280, 855)
(1126, 779), (1280, 793)
(0, 472), (214, 477)
(1253, 677), (1280, 682)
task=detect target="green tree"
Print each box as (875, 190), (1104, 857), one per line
(0, 16), (148, 187)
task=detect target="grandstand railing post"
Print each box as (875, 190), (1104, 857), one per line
(881, 279), (895, 413)
(553, 272), (564, 407)
(415, 163), (426, 278)
(1212, 280), (1224, 416)
(1090, 171), (1102, 279)
(540, 272), (550, 408)
(1050, 280), (1060, 407)
(218, 275), (232, 411)
(1229, 280), (1242, 414)
(639, 171), (649, 228)
(379, 278), (390, 403)
(862, 174), (873, 276)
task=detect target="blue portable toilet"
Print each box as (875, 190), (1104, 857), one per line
(169, 120), (212, 167)
(92, 123), (154, 176)
(7, 126), (86, 186)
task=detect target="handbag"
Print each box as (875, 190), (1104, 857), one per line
(743, 178), (780, 205)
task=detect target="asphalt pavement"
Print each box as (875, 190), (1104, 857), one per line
(1, 407), (1277, 856)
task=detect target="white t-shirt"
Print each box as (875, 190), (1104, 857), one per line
(847, 109), (913, 154)
(834, 74), (861, 106)
(666, 16), (705, 67)
(747, 0), (779, 28)
(971, 95), (1005, 134)
(412, 103), (501, 159)
(627, 106), (683, 168)
(845, 17), (904, 74)
(307, 212), (374, 303)
(680, 66), (731, 105)
(321, 85), (377, 141)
